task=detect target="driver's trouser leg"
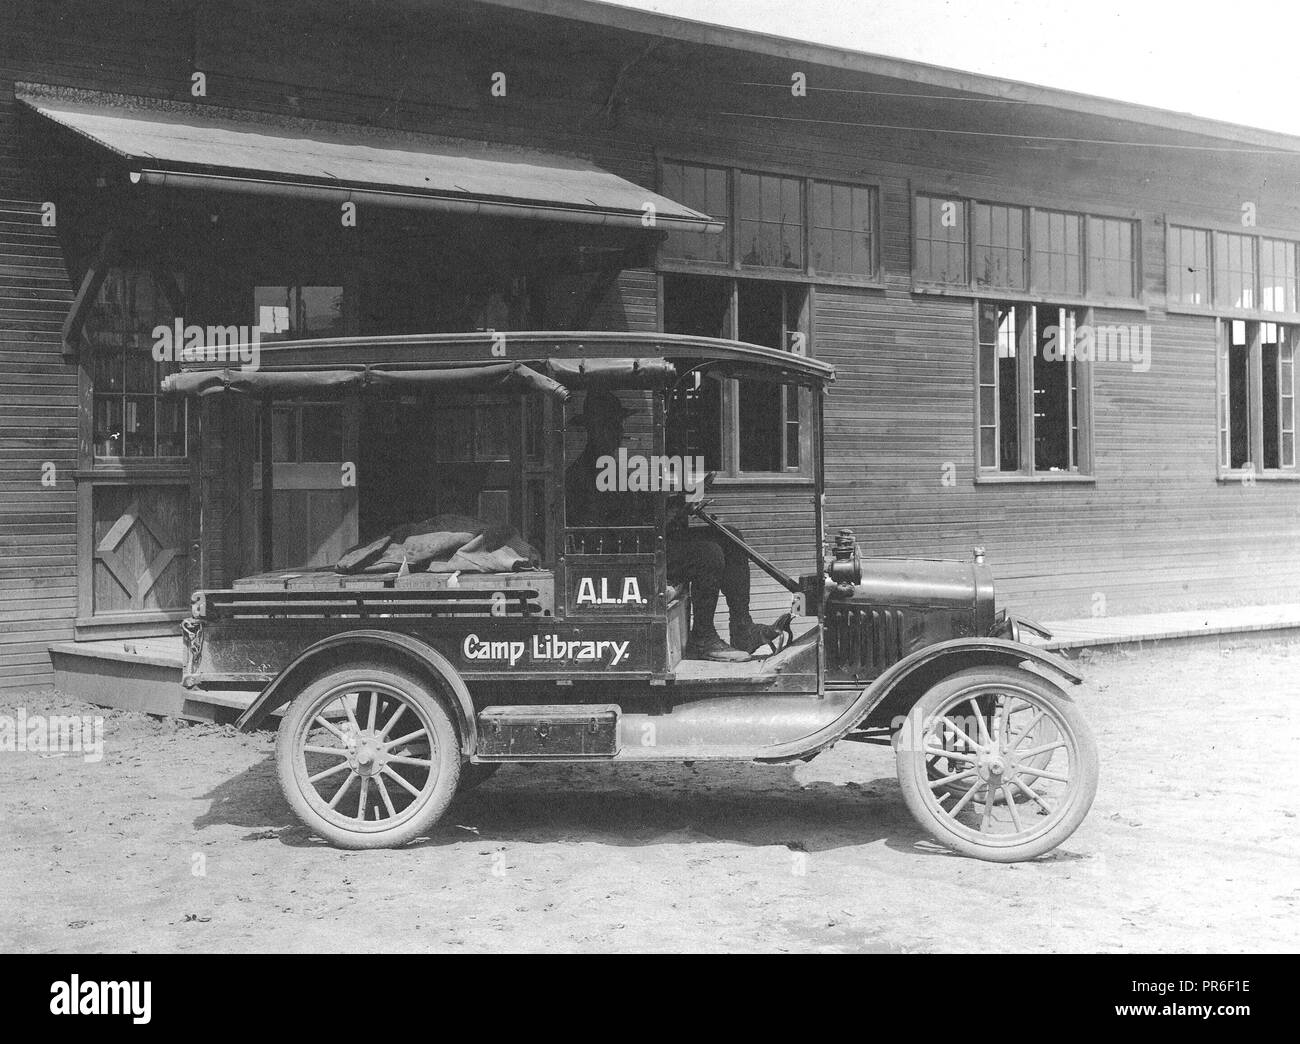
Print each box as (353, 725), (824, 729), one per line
(667, 535), (724, 639)
(716, 525), (752, 628)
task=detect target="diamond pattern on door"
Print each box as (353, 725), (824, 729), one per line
(91, 485), (191, 614)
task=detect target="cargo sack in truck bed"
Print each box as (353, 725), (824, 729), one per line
(336, 514), (540, 575)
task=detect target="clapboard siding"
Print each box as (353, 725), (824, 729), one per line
(0, 38), (77, 685)
(0, 0), (1298, 687)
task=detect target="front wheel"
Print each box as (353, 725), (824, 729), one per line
(895, 666), (1098, 862)
(275, 662), (461, 849)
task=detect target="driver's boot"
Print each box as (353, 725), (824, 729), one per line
(685, 628), (752, 662)
(730, 612), (793, 655)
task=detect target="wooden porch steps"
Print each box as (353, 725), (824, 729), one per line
(48, 637), (258, 723)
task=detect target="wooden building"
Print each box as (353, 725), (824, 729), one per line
(2, 0), (1298, 689)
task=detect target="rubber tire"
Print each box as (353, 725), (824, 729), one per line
(895, 665), (1098, 862)
(275, 662), (461, 849)
(458, 762), (501, 792)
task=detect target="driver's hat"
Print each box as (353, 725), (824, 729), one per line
(571, 390), (632, 427)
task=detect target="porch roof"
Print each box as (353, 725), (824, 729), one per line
(16, 83), (723, 233)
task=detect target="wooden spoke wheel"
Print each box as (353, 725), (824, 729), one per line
(276, 663), (461, 849)
(896, 666), (1098, 862)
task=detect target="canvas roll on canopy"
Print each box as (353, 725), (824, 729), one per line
(16, 83), (723, 233)
(161, 363), (572, 400)
(159, 358), (681, 400)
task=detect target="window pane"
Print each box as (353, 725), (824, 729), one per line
(812, 182), (876, 277)
(736, 280), (789, 471)
(914, 196), (967, 284)
(1033, 210), (1083, 295)
(1260, 238), (1298, 314)
(1214, 233), (1256, 310)
(1262, 324), (1280, 469)
(89, 268), (187, 460)
(977, 301), (1023, 471)
(662, 275), (729, 470)
(1282, 328), (1296, 467)
(1087, 217), (1137, 298)
(123, 396), (156, 458)
(737, 171), (803, 269)
(1033, 306), (1079, 471)
(1227, 321), (1252, 468)
(93, 396), (123, 458)
(661, 161), (730, 264)
(1168, 226), (1211, 306)
(973, 203), (1026, 289)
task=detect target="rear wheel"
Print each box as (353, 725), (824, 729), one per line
(275, 662), (461, 849)
(895, 666), (1098, 862)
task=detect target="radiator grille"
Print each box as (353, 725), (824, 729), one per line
(825, 605), (905, 675)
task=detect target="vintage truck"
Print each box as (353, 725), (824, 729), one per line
(168, 331), (1097, 861)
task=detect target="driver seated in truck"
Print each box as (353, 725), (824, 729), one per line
(565, 390), (787, 662)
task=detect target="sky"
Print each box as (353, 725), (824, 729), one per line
(602, 0), (1300, 137)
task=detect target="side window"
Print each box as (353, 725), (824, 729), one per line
(253, 285), (345, 341)
(913, 195), (967, 285)
(1219, 320), (1297, 473)
(1086, 217), (1138, 300)
(88, 269), (187, 460)
(972, 202), (1027, 290)
(660, 161), (731, 265)
(977, 300), (1090, 477)
(662, 274), (809, 477)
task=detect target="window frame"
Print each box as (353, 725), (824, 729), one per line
(87, 268), (191, 468)
(1215, 317), (1300, 480)
(911, 185), (1144, 309)
(656, 272), (814, 483)
(1165, 217), (1300, 321)
(657, 155), (883, 288)
(972, 299), (1096, 484)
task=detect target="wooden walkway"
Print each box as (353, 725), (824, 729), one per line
(1036, 603), (1300, 652)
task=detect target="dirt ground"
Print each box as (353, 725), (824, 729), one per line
(1, 639), (1297, 953)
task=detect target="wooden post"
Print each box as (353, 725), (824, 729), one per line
(260, 393), (274, 571)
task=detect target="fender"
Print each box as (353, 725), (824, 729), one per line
(757, 637), (1081, 763)
(233, 629), (478, 752)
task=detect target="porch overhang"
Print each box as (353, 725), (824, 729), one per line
(16, 82), (723, 233)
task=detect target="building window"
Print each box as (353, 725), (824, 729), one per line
(914, 195), (968, 285)
(1167, 226), (1211, 306)
(811, 182), (877, 278)
(972, 203), (1027, 290)
(1169, 225), (1300, 318)
(660, 160), (877, 281)
(1219, 319), (1297, 472)
(1260, 238), (1299, 314)
(253, 285), (345, 341)
(1086, 217), (1138, 300)
(1213, 232), (1257, 310)
(737, 171), (804, 269)
(88, 269), (187, 460)
(914, 196), (1137, 301)
(1032, 210), (1084, 296)
(660, 161), (731, 265)
(977, 301), (1089, 476)
(662, 273), (809, 477)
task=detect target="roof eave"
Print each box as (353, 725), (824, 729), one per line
(478, 0), (1300, 153)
